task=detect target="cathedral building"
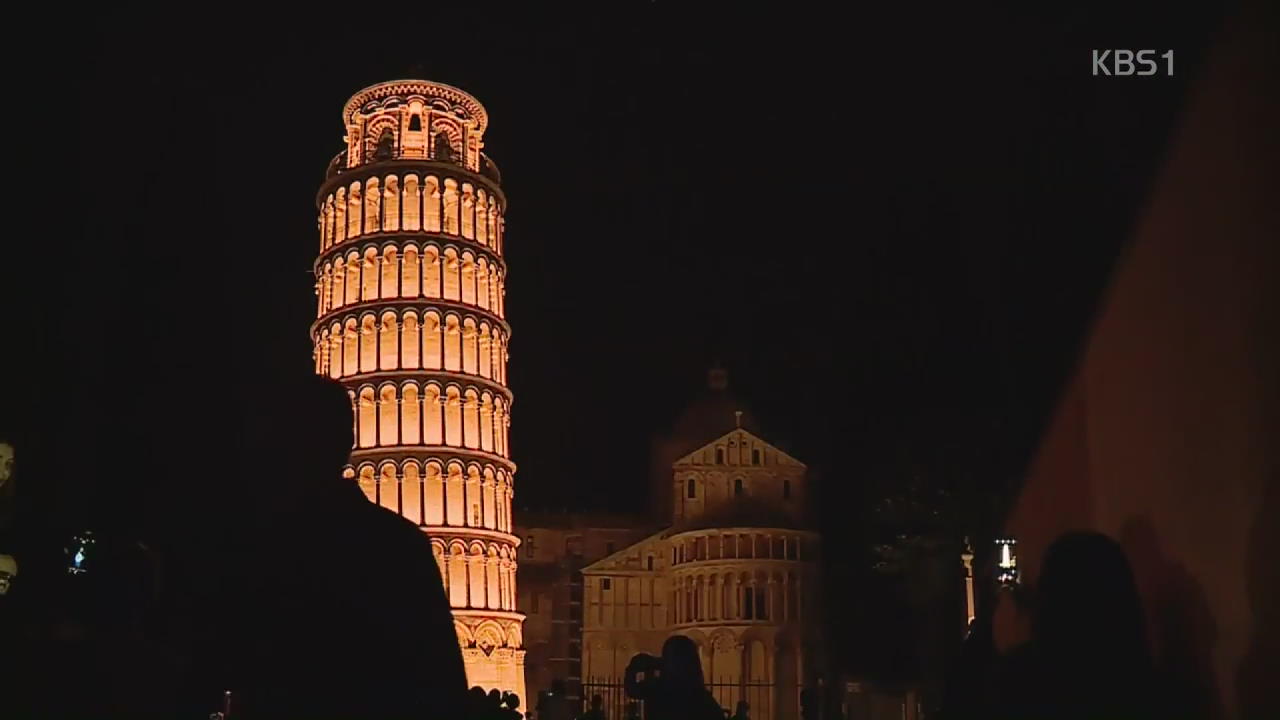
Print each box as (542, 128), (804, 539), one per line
(516, 511), (654, 709)
(310, 79), (525, 696)
(579, 370), (823, 720)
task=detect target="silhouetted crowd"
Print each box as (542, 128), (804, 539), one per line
(468, 686), (524, 720)
(0, 371), (1212, 719)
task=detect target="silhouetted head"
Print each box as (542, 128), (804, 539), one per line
(1035, 531), (1149, 665)
(468, 686), (489, 713)
(0, 437), (14, 518)
(736, 700), (750, 715)
(504, 692), (520, 710)
(488, 688), (502, 706)
(244, 373), (353, 482)
(1, 415), (22, 506)
(0, 439), (13, 490)
(592, 694), (603, 710)
(660, 634), (706, 690)
(550, 678), (566, 695)
(296, 375), (356, 473)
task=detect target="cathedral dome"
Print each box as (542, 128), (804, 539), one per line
(663, 367), (763, 459)
(648, 367), (773, 522)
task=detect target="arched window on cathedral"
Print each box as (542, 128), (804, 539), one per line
(335, 188), (348, 244)
(445, 464), (465, 526)
(383, 176), (400, 232)
(463, 389), (480, 449)
(424, 176), (441, 232)
(442, 179), (460, 234)
(401, 383), (420, 445)
(443, 314), (462, 371)
(734, 477), (744, 497)
(357, 388), (376, 448)
(345, 252), (361, 305)
(687, 478), (696, 499)
(444, 386), (462, 447)
(715, 447), (725, 464)
(381, 246), (399, 299)
(357, 465), (376, 503)
(364, 178), (382, 233)
(402, 462), (422, 525)
(404, 176), (421, 231)
(379, 312), (398, 370)
(423, 246), (441, 298)
(423, 311), (442, 369)
(378, 462), (398, 513)
(434, 132), (453, 163)
(402, 312), (420, 369)
(328, 324), (342, 379)
(330, 258), (345, 309)
(347, 183), (361, 238)
(425, 463), (444, 525)
(443, 248), (461, 301)
(409, 115), (422, 132)
(362, 248), (379, 301)
(783, 479), (791, 500)
(461, 183), (475, 239)
(379, 384), (398, 446)
(360, 314), (377, 372)
(423, 384), (443, 445)
(375, 129), (395, 160)
(480, 394), (494, 452)
(752, 448), (761, 465)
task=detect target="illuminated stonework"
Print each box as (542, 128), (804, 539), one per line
(311, 79), (525, 697)
(582, 427), (822, 720)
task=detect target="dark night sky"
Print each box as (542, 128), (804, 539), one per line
(11, 3), (1229, 553)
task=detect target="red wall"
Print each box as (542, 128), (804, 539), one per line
(996, 5), (1278, 717)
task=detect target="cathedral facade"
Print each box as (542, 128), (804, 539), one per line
(310, 79), (525, 696)
(580, 376), (823, 720)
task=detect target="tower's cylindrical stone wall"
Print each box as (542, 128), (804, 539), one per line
(311, 79), (525, 697)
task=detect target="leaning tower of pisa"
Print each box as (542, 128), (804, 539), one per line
(311, 79), (525, 696)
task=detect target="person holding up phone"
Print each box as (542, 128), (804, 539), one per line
(942, 532), (1161, 719)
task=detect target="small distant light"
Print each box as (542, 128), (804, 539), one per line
(65, 531), (96, 575)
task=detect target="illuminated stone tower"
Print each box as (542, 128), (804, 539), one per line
(311, 79), (525, 696)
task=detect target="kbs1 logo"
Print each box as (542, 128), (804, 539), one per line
(1092, 50), (1174, 76)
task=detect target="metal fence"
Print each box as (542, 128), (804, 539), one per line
(580, 678), (800, 720)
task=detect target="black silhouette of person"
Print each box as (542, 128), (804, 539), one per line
(624, 635), (724, 720)
(469, 686), (492, 719)
(538, 679), (573, 720)
(577, 693), (605, 720)
(502, 691), (524, 720)
(946, 531), (1162, 719)
(231, 373), (468, 719)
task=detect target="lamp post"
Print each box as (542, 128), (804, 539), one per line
(961, 537), (976, 633)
